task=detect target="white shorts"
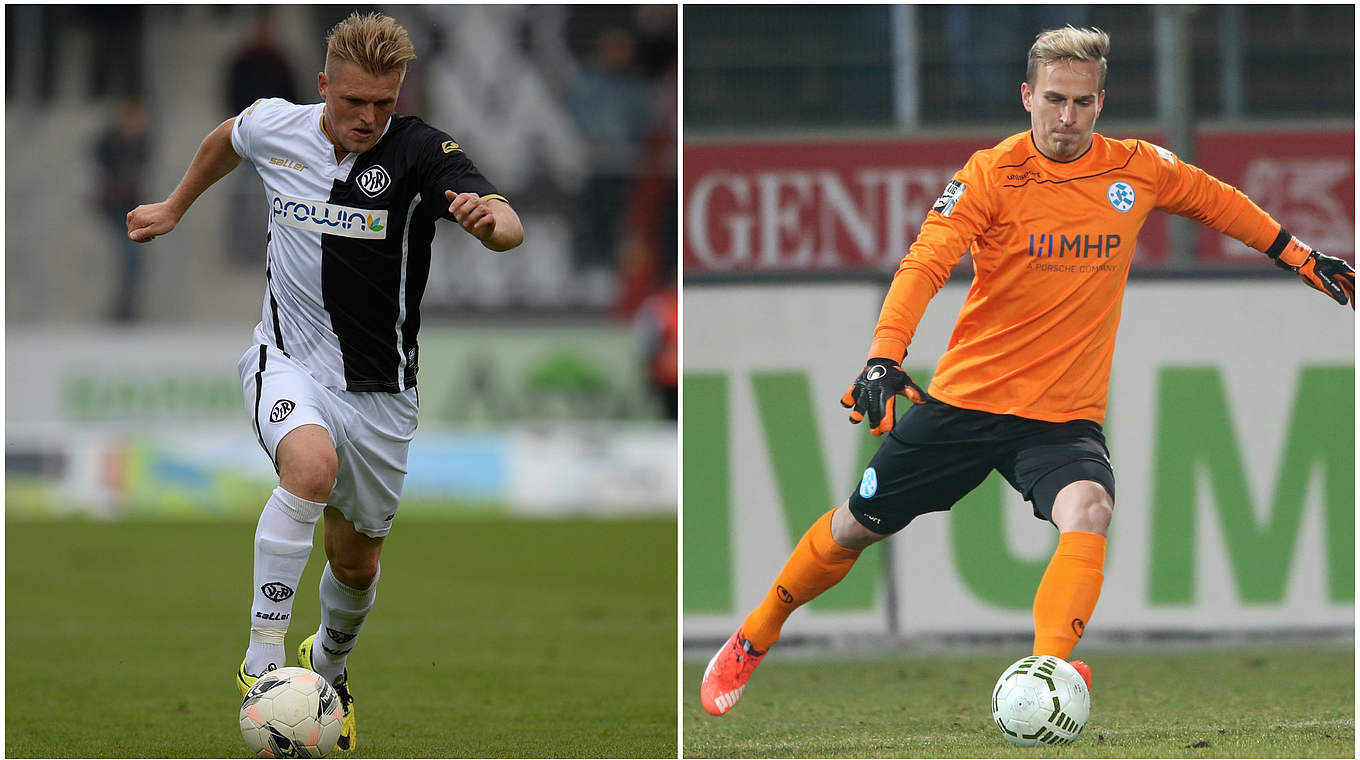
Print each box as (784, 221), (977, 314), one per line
(238, 344), (418, 537)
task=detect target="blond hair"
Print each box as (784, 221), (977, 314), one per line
(324, 12), (416, 78)
(1026, 25), (1109, 90)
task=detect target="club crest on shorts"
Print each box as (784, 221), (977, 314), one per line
(269, 399), (295, 423)
(859, 466), (878, 498)
(356, 165), (391, 198)
(1107, 181), (1135, 212)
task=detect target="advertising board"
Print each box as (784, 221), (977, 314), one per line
(683, 280), (1353, 639)
(683, 129), (1354, 275)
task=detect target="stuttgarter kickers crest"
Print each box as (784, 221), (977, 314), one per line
(1107, 181), (1135, 212)
(859, 467), (878, 498)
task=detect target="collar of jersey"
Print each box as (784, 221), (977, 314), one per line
(315, 105), (395, 164)
(1028, 130), (1099, 176)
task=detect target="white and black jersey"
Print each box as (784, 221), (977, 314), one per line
(232, 97), (506, 392)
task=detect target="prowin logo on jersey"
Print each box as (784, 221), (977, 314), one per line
(271, 192), (387, 239)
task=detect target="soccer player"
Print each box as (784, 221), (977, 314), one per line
(700, 25), (1353, 716)
(126, 12), (523, 750)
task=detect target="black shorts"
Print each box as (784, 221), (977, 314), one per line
(847, 395), (1115, 534)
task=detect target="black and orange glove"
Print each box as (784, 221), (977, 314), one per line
(840, 358), (925, 436)
(1270, 234), (1355, 309)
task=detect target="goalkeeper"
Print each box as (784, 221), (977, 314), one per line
(700, 24), (1353, 716)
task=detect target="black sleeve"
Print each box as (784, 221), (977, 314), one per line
(416, 126), (505, 221)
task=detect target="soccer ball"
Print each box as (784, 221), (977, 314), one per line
(991, 655), (1090, 746)
(239, 667), (343, 758)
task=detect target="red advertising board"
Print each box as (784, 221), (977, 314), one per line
(683, 129), (1353, 275)
(1194, 128), (1355, 265)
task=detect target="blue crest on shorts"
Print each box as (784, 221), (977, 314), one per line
(1107, 181), (1135, 212)
(859, 467), (878, 499)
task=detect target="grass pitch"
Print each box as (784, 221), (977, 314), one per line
(6, 515), (676, 758)
(683, 644), (1353, 758)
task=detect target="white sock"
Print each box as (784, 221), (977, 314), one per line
(311, 562), (379, 685)
(244, 487), (326, 676)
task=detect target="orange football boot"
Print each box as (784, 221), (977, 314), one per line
(700, 629), (766, 715)
(1069, 659), (1092, 690)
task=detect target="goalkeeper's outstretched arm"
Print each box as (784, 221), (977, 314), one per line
(1149, 143), (1354, 309)
(126, 117), (242, 243)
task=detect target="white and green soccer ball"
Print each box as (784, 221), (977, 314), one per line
(239, 667), (343, 758)
(991, 655), (1090, 746)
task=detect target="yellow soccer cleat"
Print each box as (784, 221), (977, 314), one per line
(236, 659), (275, 699)
(298, 634), (357, 752)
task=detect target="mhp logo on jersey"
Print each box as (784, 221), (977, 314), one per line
(356, 165), (391, 198)
(271, 192), (388, 239)
(1107, 181), (1136, 212)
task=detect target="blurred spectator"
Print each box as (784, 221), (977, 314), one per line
(634, 275), (677, 420)
(944, 5), (1090, 118)
(226, 9), (299, 113)
(223, 9), (300, 268)
(614, 57), (678, 317)
(93, 98), (151, 322)
(634, 4), (678, 78)
(84, 5), (144, 97)
(567, 26), (656, 306)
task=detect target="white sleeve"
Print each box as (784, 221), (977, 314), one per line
(230, 98), (281, 165)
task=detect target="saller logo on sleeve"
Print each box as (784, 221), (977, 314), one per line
(932, 180), (966, 217)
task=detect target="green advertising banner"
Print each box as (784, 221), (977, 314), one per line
(683, 281), (1354, 640)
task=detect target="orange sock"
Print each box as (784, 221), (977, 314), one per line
(741, 508), (862, 652)
(1032, 531), (1106, 658)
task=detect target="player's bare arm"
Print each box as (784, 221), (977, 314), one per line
(445, 190), (524, 251)
(126, 117), (242, 243)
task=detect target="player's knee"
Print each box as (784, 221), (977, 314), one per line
(1051, 481), (1113, 534)
(330, 555), (379, 590)
(276, 426), (337, 502)
(831, 502), (890, 550)
(280, 463), (335, 504)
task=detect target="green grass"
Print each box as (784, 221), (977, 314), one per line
(684, 646), (1354, 757)
(6, 515), (677, 758)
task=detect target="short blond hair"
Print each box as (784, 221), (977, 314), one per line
(1027, 25), (1109, 90)
(324, 12), (416, 78)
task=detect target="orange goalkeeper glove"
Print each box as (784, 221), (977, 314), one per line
(840, 358), (925, 436)
(1270, 234), (1355, 309)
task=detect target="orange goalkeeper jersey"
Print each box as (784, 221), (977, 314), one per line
(870, 131), (1286, 424)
